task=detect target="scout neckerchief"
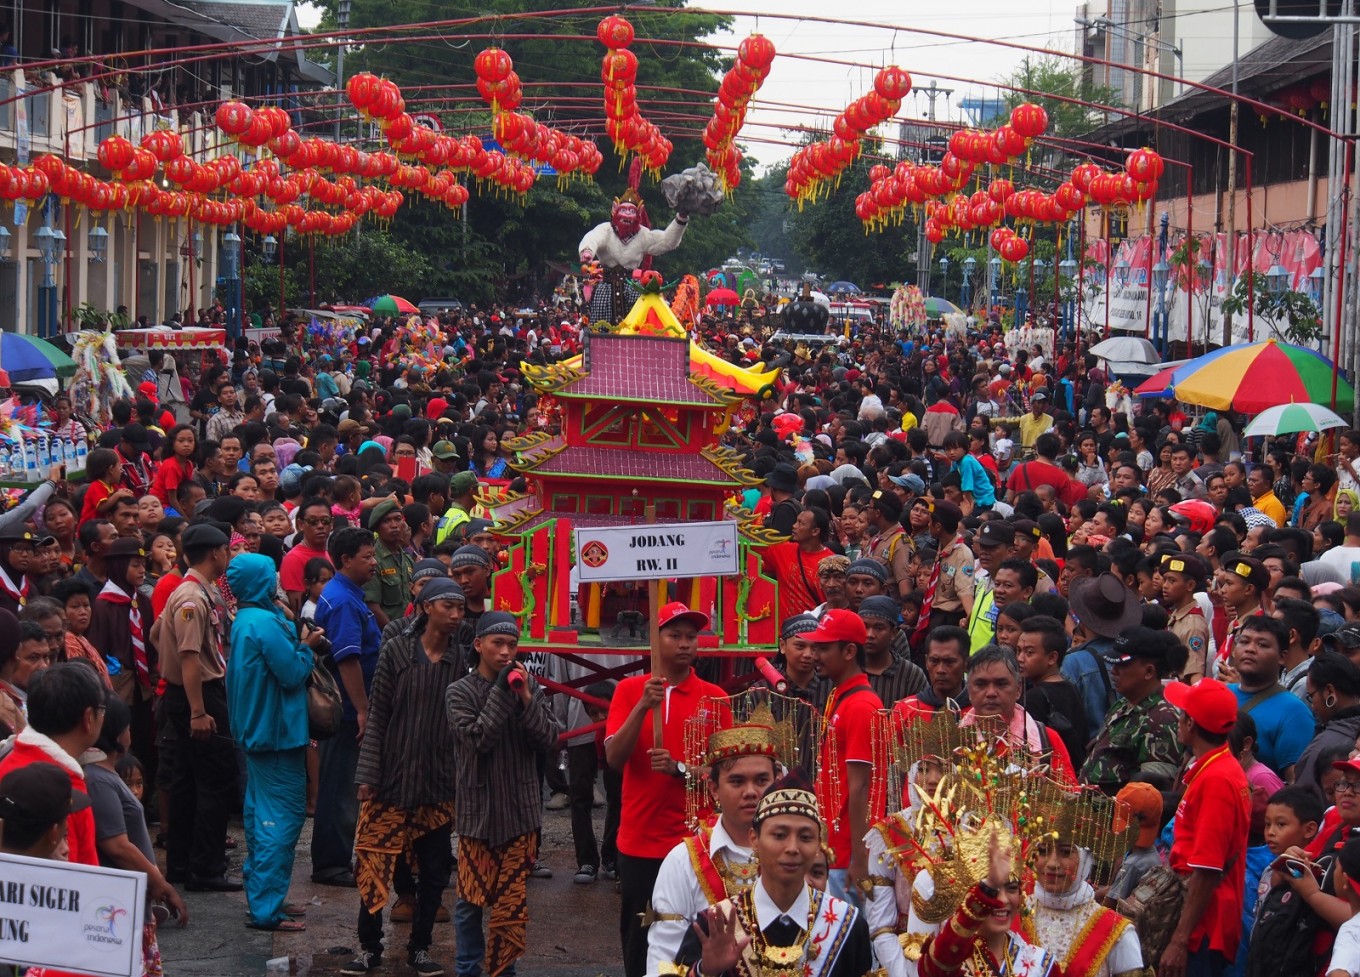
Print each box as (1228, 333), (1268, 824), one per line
(98, 580), (150, 690)
(912, 535), (961, 646)
(0, 561), (28, 608)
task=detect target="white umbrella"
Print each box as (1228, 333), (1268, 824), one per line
(1089, 336), (1161, 365)
(1242, 402), (1349, 437)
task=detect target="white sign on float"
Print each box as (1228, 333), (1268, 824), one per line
(575, 521), (740, 583)
(0, 852), (147, 977)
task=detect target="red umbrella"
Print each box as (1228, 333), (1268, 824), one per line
(705, 288), (740, 306)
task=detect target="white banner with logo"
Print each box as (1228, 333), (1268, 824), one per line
(575, 521), (740, 582)
(0, 852), (146, 977)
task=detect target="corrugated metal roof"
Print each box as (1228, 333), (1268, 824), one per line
(178, 1), (290, 41)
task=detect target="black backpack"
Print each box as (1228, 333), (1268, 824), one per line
(1245, 881), (1327, 977)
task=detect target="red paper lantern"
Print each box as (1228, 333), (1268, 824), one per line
(141, 130), (182, 163)
(738, 34), (776, 71)
(597, 15), (634, 50)
(1055, 182), (1085, 211)
(474, 47), (513, 84)
(1071, 162), (1102, 193)
(1125, 147), (1165, 183)
(994, 126), (1028, 159)
(875, 66), (912, 102)
(346, 72), (380, 112)
(1010, 102), (1048, 139)
(602, 49), (638, 86)
(1000, 235), (1029, 262)
(215, 101), (253, 137)
(97, 136), (135, 174)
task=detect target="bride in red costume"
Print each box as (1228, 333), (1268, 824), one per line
(919, 826), (1058, 977)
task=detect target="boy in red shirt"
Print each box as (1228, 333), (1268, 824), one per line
(605, 602), (727, 977)
(805, 607), (883, 905)
(1162, 677), (1251, 977)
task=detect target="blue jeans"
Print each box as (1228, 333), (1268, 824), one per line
(454, 899), (516, 977)
(242, 748), (307, 926)
(311, 720), (360, 878)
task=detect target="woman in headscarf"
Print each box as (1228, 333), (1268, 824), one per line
(1018, 790), (1143, 977)
(865, 743), (954, 977)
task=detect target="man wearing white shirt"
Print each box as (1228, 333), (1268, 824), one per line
(645, 724), (779, 975)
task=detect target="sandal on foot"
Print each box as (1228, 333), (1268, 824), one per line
(247, 918), (306, 932)
(282, 903), (308, 917)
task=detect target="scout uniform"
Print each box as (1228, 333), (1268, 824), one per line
(1161, 553), (1212, 683)
(931, 535), (974, 624)
(365, 500), (414, 623)
(149, 529), (238, 885)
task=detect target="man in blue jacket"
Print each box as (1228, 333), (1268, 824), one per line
(226, 551), (327, 931)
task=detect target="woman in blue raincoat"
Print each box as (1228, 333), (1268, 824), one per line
(226, 552), (326, 930)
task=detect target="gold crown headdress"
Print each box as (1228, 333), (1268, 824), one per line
(684, 689), (826, 829)
(888, 718), (1058, 924)
(1025, 779), (1141, 886)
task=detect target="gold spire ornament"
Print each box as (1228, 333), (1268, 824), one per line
(683, 689), (826, 829)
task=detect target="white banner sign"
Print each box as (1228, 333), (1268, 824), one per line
(575, 521), (740, 582)
(0, 852), (146, 977)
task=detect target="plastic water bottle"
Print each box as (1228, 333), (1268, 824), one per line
(36, 436), (49, 469)
(62, 438), (75, 468)
(0, 446), (11, 479)
(75, 437), (88, 470)
(22, 440), (36, 482)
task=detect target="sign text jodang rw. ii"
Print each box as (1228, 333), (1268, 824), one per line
(574, 521), (740, 582)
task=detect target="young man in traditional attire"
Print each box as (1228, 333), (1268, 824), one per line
(668, 770), (874, 977)
(647, 723), (781, 973)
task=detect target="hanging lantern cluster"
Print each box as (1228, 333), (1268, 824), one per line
(472, 48), (604, 185)
(702, 33), (776, 192)
(786, 65), (911, 207)
(597, 15), (671, 174)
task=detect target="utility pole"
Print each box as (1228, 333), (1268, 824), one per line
(915, 80), (953, 294)
(1222, 0), (1240, 347)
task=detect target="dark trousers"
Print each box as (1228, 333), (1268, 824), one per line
(311, 719), (360, 877)
(161, 679), (237, 881)
(568, 742), (620, 869)
(358, 822), (452, 955)
(1187, 942), (1229, 977)
(618, 852), (664, 977)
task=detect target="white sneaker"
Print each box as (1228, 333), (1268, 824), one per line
(545, 791), (570, 811)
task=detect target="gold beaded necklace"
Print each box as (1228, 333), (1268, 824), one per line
(736, 887), (822, 977)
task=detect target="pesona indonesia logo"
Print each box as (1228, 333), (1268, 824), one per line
(707, 536), (732, 564)
(82, 901), (130, 952)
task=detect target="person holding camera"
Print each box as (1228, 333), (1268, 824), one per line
(225, 549), (327, 931)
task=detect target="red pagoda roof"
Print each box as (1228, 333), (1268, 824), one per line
(528, 445), (742, 485)
(556, 334), (726, 405)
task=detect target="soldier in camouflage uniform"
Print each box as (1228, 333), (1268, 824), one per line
(1080, 627), (1184, 795)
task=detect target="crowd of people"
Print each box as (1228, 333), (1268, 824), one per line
(3, 305), (1360, 977)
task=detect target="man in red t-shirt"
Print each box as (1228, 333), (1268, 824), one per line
(605, 602), (727, 977)
(0, 663), (106, 870)
(761, 508), (834, 623)
(280, 496), (334, 613)
(1162, 677), (1250, 977)
(1005, 432), (1086, 507)
(806, 608), (883, 905)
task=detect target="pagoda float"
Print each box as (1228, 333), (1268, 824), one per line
(483, 273), (784, 651)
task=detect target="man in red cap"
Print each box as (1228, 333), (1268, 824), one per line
(806, 607), (883, 906)
(605, 602), (727, 977)
(1160, 677), (1250, 977)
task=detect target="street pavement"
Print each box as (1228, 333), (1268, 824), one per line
(156, 802), (622, 977)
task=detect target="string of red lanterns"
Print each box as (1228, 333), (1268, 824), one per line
(786, 65), (912, 207)
(598, 14), (672, 175)
(702, 33), (776, 192)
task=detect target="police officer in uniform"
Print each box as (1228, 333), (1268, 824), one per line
(365, 498), (414, 630)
